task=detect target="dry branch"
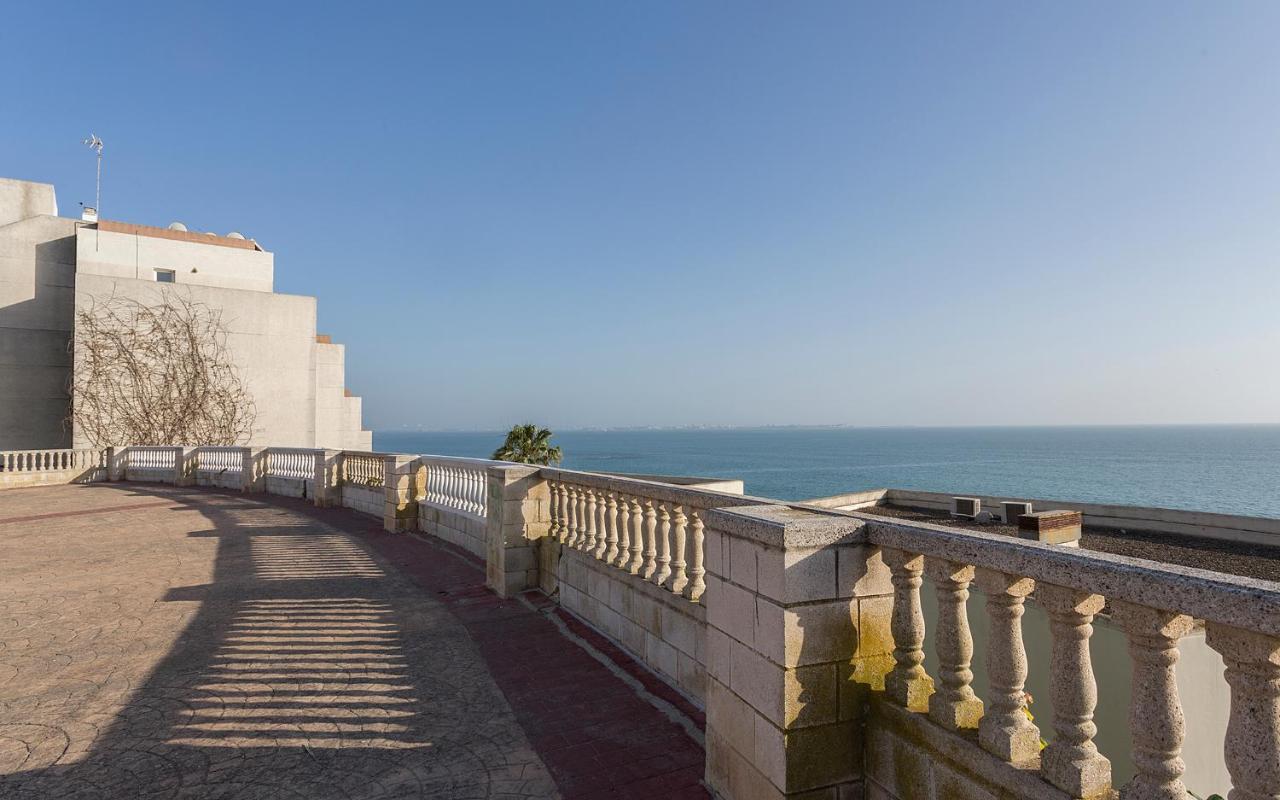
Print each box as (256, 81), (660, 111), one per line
(70, 292), (256, 447)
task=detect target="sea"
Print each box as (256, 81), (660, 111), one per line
(375, 424), (1280, 519)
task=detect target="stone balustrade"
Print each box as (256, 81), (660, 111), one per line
(340, 451), (386, 488)
(846, 511), (1280, 800)
(3, 444), (1278, 800)
(0, 447), (104, 488)
(420, 455), (492, 517)
(540, 467), (766, 603)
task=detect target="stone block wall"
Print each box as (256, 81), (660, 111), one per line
(419, 503), (487, 558)
(702, 505), (885, 800)
(342, 484), (383, 517)
(558, 547), (707, 702)
(265, 476), (312, 498)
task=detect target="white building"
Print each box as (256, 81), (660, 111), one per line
(0, 176), (371, 450)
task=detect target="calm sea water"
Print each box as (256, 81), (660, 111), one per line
(375, 425), (1280, 518)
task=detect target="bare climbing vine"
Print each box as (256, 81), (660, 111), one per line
(70, 292), (256, 447)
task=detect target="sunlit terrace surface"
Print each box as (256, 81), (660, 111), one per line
(0, 483), (705, 799)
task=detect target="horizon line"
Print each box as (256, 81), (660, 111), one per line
(374, 421), (1280, 434)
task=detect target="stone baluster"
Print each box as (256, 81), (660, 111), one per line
(626, 498), (645, 574)
(584, 488), (599, 554)
(883, 548), (934, 711)
(1111, 601), (1196, 800)
(591, 489), (608, 560)
(1037, 584), (1111, 798)
(653, 502), (673, 586)
(974, 568), (1041, 763)
(667, 504), (689, 594)
(563, 485), (578, 547)
(613, 493), (632, 568)
(685, 508), (707, 601)
(640, 499), (658, 579)
(546, 480), (560, 539)
(1205, 623), (1280, 800)
(576, 485), (590, 550)
(926, 560), (983, 730)
(603, 491), (620, 563)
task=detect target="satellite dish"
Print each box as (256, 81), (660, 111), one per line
(226, 231), (245, 239)
(168, 222), (188, 232)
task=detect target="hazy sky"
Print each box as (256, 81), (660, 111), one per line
(3, 3), (1277, 430)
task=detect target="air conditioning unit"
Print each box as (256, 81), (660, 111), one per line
(1002, 501), (1033, 525)
(951, 497), (982, 519)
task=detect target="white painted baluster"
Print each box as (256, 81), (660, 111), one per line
(667, 504), (689, 594)
(1037, 584), (1111, 799)
(974, 568), (1040, 763)
(926, 560), (983, 730)
(575, 485), (589, 550)
(613, 493), (631, 568)
(883, 548), (934, 711)
(684, 508), (706, 601)
(603, 491), (620, 563)
(1206, 623), (1280, 800)
(563, 485), (578, 547)
(1111, 601), (1195, 800)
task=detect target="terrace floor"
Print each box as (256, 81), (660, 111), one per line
(0, 484), (707, 799)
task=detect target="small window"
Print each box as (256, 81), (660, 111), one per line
(154, 269), (176, 283)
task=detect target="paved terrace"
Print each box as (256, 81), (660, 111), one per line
(0, 483), (707, 799)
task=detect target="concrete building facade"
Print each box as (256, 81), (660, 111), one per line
(0, 176), (371, 450)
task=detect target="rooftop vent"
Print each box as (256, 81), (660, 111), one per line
(226, 231), (245, 240)
(951, 497), (982, 519)
(1002, 501), (1033, 524)
(167, 222), (187, 232)
(81, 206), (98, 223)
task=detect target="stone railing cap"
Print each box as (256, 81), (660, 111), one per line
(704, 504), (869, 549)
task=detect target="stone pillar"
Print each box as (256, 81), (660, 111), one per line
(883, 547), (935, 712)
(106, 447), (122, 481)
(1111, 601), (1195, 800)
(382, 455), (420, 532)
(1205, 623), (1280, 800)
(313, 449), (341, 507)
(974, 568), (1041, 763)
(1037, 583), (1111, 798)
(926, 559), (983, 730)
(173, 447), (195, 486)
(241, 447), (265, 493)
(484, 464), (551, 598)
(702, 504), (878, 800)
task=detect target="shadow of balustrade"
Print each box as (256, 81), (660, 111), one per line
(0, 487), (553, 800)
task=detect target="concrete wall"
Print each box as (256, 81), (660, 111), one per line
(75, 226), (273, 292)
(0, 215), (79, 448)
(0, 176), (370, 451)
(72, 274), (320, 448)
(0, 178), (56, 227)
(809, 487), (1280, 548)
(557, 547), (708, 702)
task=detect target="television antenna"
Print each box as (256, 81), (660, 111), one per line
(82, 134), (104, 215)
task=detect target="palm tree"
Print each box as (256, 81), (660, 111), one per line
(492, 424), (563, 465)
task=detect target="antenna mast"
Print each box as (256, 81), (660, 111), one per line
(82, 134), (104, 214)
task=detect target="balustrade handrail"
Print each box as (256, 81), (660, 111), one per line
(539, 466), (771, 511)
(847, 512), (1280, 637)
(418, 454), (508, 469)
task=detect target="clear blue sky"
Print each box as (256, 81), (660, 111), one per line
(3, 3), (1277, 430)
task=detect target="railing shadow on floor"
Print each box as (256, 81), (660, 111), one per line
(0, 485), (555, 800)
